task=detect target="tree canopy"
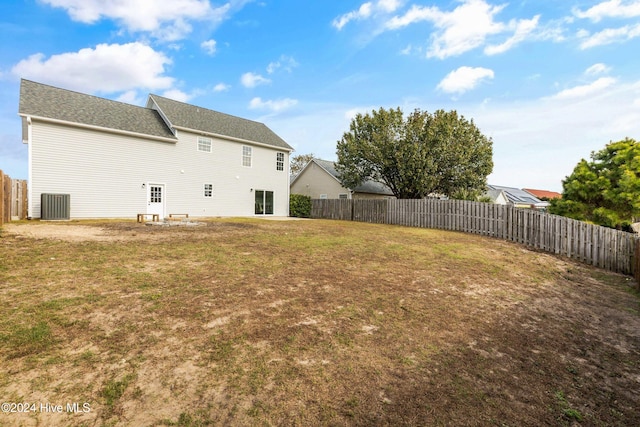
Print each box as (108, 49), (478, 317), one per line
(335, 107), (493, 199)
(549, 138), (640, 231)
(290, 153), (315, 176)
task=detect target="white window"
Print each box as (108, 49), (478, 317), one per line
(276, 152), (284, 171)
(198, 137), (212, 153)
(242, 146), (252, 167)
(204, 184), (213, 197)
(320, 194), (328, 199)
(339, 193), (349, 199)
(150, 186), (162, 203)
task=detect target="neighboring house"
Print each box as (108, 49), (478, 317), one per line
(19, 79), (293, 219)
(487, 184), (548, 209)
(484, 187), (510, 205)
(523, 188), (562, 200)
(290, 159), (394, 199)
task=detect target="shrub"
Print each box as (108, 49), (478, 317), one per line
(290, 194), (311, 218)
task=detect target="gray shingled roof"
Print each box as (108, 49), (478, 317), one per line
(148, 94), (292, 151)
(19, 79), (177, 140)
(312, 159), (394, 196)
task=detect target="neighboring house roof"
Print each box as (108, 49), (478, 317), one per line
(19, 79), (177, 141)
(523, 188), (562, 200)
(292, 159), (394, 196)
(484, 188), (508, 204)
(147, 94), (293, 151)
(488, 184), (545, 206)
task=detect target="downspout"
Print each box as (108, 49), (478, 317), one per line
(286, 153), (291, 217)
(26, 116), (33, 219)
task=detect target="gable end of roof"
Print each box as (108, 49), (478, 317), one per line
(148, 94), (293, 151)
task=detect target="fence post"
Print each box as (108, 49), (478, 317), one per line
(4, 175), (11, 224)
(21, 180), (28, 220)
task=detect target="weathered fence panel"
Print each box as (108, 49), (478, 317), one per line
(311, 198), (639, 280)
(1, 170), (28, 226)
(310, 199), (351, 221)
(353, 199), (386, 224)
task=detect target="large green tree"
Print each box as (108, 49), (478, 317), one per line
(335, 107), (493, 199)
(549, 138), (640, 230)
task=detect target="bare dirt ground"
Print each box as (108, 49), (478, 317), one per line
(1, 219), (639, 426)
(4, 223), (121, 241)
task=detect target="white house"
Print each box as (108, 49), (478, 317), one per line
(19, 79), (293, 219)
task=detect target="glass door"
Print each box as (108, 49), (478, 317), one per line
(255, 190), (264, 214)
(265, 191), (273, 215)
(254, 190), (274, 215)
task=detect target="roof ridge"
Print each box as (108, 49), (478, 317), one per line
(21, 78), (149, 111)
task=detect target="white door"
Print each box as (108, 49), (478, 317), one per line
(147, 184), (165, 219)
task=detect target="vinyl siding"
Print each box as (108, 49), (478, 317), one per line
(29, 120), (290, 218)
(290, 163), (349, 199)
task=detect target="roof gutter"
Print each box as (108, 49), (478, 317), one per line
(19, 114), (178, 143)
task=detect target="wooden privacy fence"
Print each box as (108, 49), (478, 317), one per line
(311, 198), (639, 278)
(0, 170), (28, 226)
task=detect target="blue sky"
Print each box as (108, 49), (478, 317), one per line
(1, 0), (640, 192)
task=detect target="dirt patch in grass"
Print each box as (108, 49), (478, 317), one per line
(3, 220), (256, 243)
(1, 219), (639, 426)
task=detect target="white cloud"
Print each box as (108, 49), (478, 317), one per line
(201, 39), (217, 55)
(485, 15), (540, 55)
(576, 29), (590, 38)
(574, 0), (640, 22)
(266, 55), (299, 74)
(332, 0), (402, 30)
(585, 63), (611, 76)
(383, 0), (544, 58)
(399, 44), (413, 55)
(213, 83), (230, 92)
(11, 42), (174, 94)
(578, 23), (640, 48)
(437, 66), (494, 94)
(161, 89), (191, 102)
(115, 90), (143, 105)
(548, 77), (617, 100)
(332, 2), (373, 30)
(426, 0), (507, 59)
(385, 4), (439, 30)
(240, 72), (271, 88)
(248, 97), (298, 112)
(40, 0), (239, 41)
(378, 0), (402, 13)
